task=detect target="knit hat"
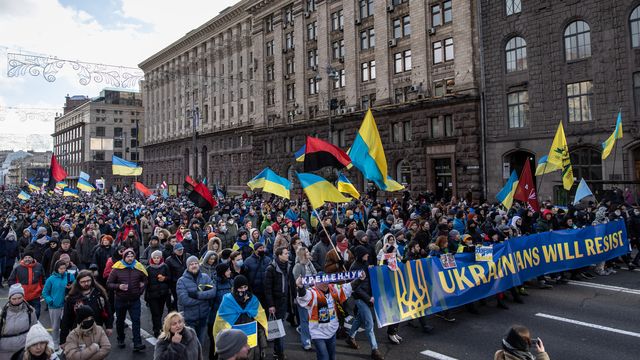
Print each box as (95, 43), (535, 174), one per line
(233, 275), (249, 290)
(37, 226), (47, 236)
(355, 230), (366, 242)
(75, 305), (94, 323)
(448, 230), (460, 240)
(253, 242), (265, 251)
(216, 263), (231, 278)
(174, 243), (184, 252)
(8, 283), (24, 299)
(216, 328), (248, 359)
(22, 250), (34, 259)
(25, 323), (53, 349)
(186, 255), (199, 266)
(123, 248), (136, 258)
(151, 250), (163, 259)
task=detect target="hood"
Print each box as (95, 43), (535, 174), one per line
(354, 245), (369, 262)
(510, 216), (521, 227)
(203, 250), (218, 264)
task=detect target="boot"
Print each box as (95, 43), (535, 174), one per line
(346, 337), (359, 349)
(371, 349), (384, 360)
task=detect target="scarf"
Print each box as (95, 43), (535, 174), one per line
(236, 238), (251, 248)
(502, 339), (535, 360)
(337, 241), (348, 252)
(113, 259), (148, 276)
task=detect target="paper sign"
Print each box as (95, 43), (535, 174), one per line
(475, 246), (493, 262)
(302, 270), (364, 286)
(440, 253), (457, 269)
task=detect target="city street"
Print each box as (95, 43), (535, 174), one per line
(3, 268), (639, 360)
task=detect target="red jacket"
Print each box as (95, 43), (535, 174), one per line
(9, 260), (44, 301)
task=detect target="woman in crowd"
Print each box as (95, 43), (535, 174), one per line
(154, 311), (202, 360)
(0, 284), (38, 356)
(62, 305), (111, 360)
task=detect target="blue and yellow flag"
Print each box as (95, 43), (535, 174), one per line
(111, 259), (148, 276)
(77, 178), (96, 192)
(213, 293), (268, 348)
(18, 190), (31, 201)
(294, 145), (306, 162)
(496, 170), (519, 209)
(112, 155), (143, 176)
(385, 176), (405, 192)
(79, 171), (91, 181)
(55, 181), (68, 190)
(63, 187), (79, 198)
(337, 173), (360, 199)
(602, 111), (623, 160)
(247, 167), (291, 199)
(534, 155), (560, 176)
(348, 109), (389, 190)
(297, 172), (351, 210)
(26, 181), (40, 192)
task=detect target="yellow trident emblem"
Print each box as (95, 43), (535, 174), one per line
(393, 260), (432, 320)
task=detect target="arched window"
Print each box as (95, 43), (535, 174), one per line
(505, 36), (527, 72)
(564, 21), (591, 61)
(631, 6), (640, 47)
(396, 160), (412, 185)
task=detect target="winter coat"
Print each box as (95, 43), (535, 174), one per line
(176, 270), (216, 322)
(8, 260), (44, 301)
(166, 253), (190, 284)
(264, 260), (290, 318)
(43, 271), (74, 309)
(92, 245), (114, 280)
(366, 225), (382, 245)
(213, 275), (232, 315)
(145, 263), (172, 299)
(60, 288), (112, 345)
(628, 213), (640, 239)
(76, 234), (98, 265)
(153, 326), (203, 360)
(141, 244), (162, 265)
(244, 253), (272, 298)
(0, 302), (37, 355)
(324, 248), (354, 274)
(350, 247), (372, 301)
(106, 262), (148, 301)
(64, 324), (111, 360)
(311, 241), (332, 272)
(494, 350), (550, 360)
(51, 248), (81, 272)
(23, 239), (48, 264)
(217, 231), (234, 250)
(292, 259), (317, 281)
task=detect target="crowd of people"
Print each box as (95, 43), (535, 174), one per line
(0, 187), (638, 360)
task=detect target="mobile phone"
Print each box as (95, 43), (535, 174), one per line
(531, 338), (540, 347)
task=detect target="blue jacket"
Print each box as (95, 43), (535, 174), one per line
(176, 269), (216, 322)
(453, 218), (466, 234)
(212, 275), (232, 323)
(42, 271), (74, 308)
(243, 253), (271, 297)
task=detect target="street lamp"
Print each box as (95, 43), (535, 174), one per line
(326, 65), (340, 141)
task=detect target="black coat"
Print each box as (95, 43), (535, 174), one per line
(264, 260), (290, 318)
(166, 253), (190, 284)
(60, 287), (112, 345)
(145, 263), (172, 299)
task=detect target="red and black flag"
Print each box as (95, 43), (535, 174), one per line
(47, 154), (67, 189)
(514, 158), (540, 213)
(183, 175), (198, 191)
(303, 136), (352, 172)
(188, 182), (217, 211)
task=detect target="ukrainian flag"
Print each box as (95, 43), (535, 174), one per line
(337, 173), (360, 199)
(385, 176), (405, 192)
(496, 170), (519, 209)
(534, 155), (560, 176)
(55, 181), (68, 190)
(247, 167), (291, 199)
(63, 187), (79, 198)
(602, 111), (623, 160)
(213, 293), (268, 348)
(112, 155), (143, 176)
(77, 178), (95, 192)
(294, 145), (306, 162)
(18, 190), (31, 200)
(297, 172), (351, 210)
(27, 181), (39, 192)
(348, 109), (389, 190)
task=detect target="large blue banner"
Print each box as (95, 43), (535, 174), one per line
(369, 221), (629, 327)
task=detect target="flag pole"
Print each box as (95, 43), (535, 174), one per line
(536, 162), (548, 202)
(313, 208), (347, 272)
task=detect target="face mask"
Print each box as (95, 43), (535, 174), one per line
(348, 215), (354, 219)
(634, 210), (640, 216)
(372, 212), (378, 217)
(220, 226), (227, 232)
(236, 290), (246, 298)
(235, 259), (244, 267)
(257, 250), (265, 256)
(81, 319), (94, 329)
(615, 210), (621, 216)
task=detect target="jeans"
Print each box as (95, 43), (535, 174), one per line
(147, 297), (171, 336)
(348, 299), (377, 350)
(28, 298), (41, 319)
(312, 335), (336, 360)
(115, 298), (142, 345)
(49, 307), (63, 347)
(297, 305), (311, 348)
(0, 257), (6, 282)
(185, 317), (208, 346)
(274, 336), (285, 355)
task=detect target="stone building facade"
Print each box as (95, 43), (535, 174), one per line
(481, 0), (640, 203)
(140, 0), (483, 199)
(52, 90), (144, 189)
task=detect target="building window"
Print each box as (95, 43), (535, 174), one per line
(284, 6), (294, 25)
(285, 32), (294, 49)
(430, 115), (454, 138)
(392, 16), (410, 39)
(564, 21), (591, 61)
(359, 0), (374, 19)
(308, 49), (318, 68)
(631, 6), (640, 48)
(394, 50), (412, 73)
(360, 28), (375, 50)
(433, 41), (443, 64)
(286, 58), (295, 75)
(130, 152), (139, 161)
(570, 147), (602, 182)
(361, 60), (376, 82)
(114, 151), (123, 158)
(507, 91), (529, 128)
(309, 77), (319, 95)
(265, 15), (273, 33)
(306, 0), (316, 12)
(331, 10), (344, 31)
(266, 89), (275, 105)
(114, 127), (123, 138)
(392, 121), (411, 143)
(361, 93), (376, 109)
(397, 160), (412, 185)
(114, 139), (123, 148)
(266, 64), (274, 81)
(94, 151), (105, 161)
(96, 127), (105, 137)
(287, 84), (295, 101)
(333, 69), (346, 89)
(432, 4), (441, 27)
(332, 129), (346, 147)
(444, 38), (454, 61)
(506, 0), (522, 16)
(394, 86), (411, 103)
(567, 81), (593, 122)
(332, 40), (345, 60)
(634, 72), (640, 114)
(506, 36), (527, 72)
(266, 41), (274, 56)
(307, 21), (317, 40)
(443, 1), (452, 23)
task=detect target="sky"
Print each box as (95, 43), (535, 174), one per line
(0, 0), (237, 151)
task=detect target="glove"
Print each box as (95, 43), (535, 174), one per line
(187, 290), (198, 299)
